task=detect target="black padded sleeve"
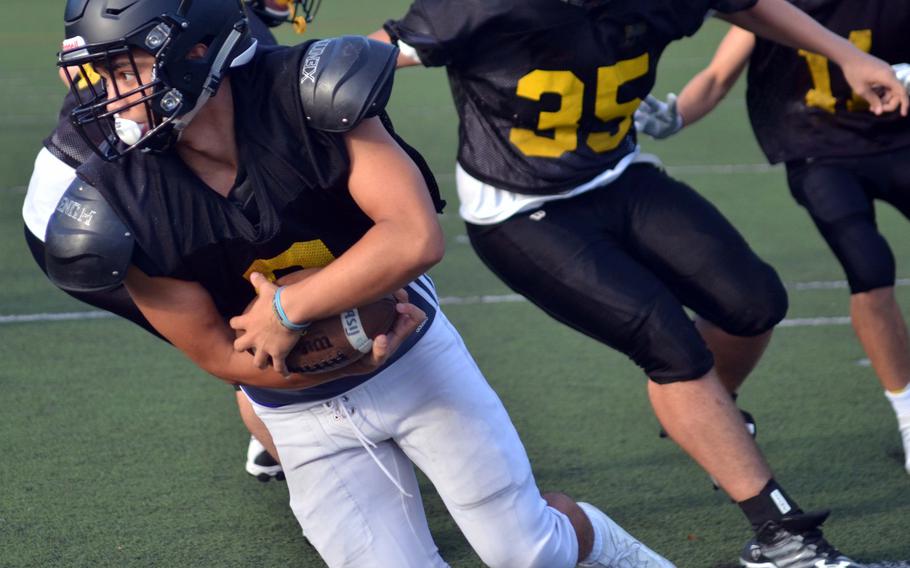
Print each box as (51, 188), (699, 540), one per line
(45, 177), (135, 293)
(298, 36), (398, 132)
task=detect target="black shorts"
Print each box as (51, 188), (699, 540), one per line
(786, 145), (910, 293)
(24, 224), (166, 342)
(466, 164), (787, 383)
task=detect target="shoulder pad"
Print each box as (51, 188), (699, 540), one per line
(45, 178), (134, 293)
(299, 36), (398, 132)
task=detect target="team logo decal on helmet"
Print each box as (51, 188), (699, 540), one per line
(58, 0), (257, 161)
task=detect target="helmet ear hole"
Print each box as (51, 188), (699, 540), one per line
(187, 44), (208, 60)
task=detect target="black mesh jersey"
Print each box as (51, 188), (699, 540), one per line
(44, 7), (279, 169)
(385, 0), (756, 194)
(747, 0), (910, 164)
(75, 42), (443, 405)
(45, 84), (102, 169)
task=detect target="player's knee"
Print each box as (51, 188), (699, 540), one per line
(718, 261), (788, 337)
(475, 504), (578, 568)
(823, 218), (895, 293)
(633, 298), (716, 384)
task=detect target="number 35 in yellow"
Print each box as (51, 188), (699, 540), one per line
(509, 53), (649, 158)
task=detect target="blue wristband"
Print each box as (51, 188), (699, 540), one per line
(272, 286), (310, 332)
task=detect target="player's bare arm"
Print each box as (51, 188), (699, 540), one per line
(230, 117), (444, 373)
(722, 0), (908, 115)
(125, 266), (425, 389)
(676, 27), (755, 128)
(636, 26), (755, 139)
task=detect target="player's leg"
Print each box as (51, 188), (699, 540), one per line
(370, 313), (672, 567)
(235, 388), (283, 481)
(246, 392), (448, 568)
(467, 166), (860, 566)
(618, 165), (788, 397)
(620, 165), (861, 565)
(466, 180), (774, 500)
(789, 158), (910, 473)
(614, 166), (788, 498)
(694, 317), (772, 395)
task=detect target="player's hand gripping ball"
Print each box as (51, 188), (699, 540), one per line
(237, 270), (398, 374)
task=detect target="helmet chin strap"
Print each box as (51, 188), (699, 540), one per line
(172, 31), (257, 138)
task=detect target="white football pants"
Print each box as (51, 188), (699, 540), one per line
(248, 312), (579, 568)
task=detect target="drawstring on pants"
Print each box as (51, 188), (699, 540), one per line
(324, 397), (413, 498)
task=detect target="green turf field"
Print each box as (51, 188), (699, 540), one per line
(1, 2), (908, 567)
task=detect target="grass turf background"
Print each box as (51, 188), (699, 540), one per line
(1, 1), (908, 566)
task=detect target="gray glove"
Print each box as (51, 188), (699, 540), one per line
(634, 93), (684, 139)
(892, 63), (910, 93)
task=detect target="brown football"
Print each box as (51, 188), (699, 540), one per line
(284, 295), (398, 374)
(238, 269), (398, 374)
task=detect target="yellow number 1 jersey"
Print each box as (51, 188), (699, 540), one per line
(385, 0), (756, 194)
(747, 0), (910, 163)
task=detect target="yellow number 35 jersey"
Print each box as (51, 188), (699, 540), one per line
(385, 0), (757, 194)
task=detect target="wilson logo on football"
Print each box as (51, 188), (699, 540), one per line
(296, 336), (333, 354)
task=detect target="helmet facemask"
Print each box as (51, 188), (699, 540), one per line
(60, 32), (182, 161)
(58, 0), (255, 161)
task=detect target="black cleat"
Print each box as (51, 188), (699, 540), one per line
(245, 436), (284, 482)
(740, 511), (863, 568)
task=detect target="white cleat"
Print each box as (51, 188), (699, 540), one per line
(577, 502), (676, 568)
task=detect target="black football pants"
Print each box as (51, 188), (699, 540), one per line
(466, 164), (788, 383)
(786, 145), (910, 294)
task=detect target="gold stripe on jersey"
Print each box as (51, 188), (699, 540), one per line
(243, 240), (336, 282)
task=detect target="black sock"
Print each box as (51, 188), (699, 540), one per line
(738, 479), (802, 531)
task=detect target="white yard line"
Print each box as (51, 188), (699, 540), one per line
(5, 278), (910, 326)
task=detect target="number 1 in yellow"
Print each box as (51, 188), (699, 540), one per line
(798, 29), (871, 114)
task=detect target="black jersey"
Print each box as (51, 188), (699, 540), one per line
(44, 7), (279, 169)
(76, 42), (444, 406)
(385, 0), (756, 194)
(747, 0), (910, 163)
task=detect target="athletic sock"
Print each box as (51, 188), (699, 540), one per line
(885, 386), (910, 420)
(737, 479), (803, 532)
(578, 502), (605, 566)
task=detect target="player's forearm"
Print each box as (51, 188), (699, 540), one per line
(212, 349), (359, 390)
(722, 0), (861, 67)
(676, 71), (729, 128)
(677, 27), (754, 128)
(278, 220), (443, 326)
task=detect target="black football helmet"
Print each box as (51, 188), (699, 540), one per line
(59, 0), (256, 160)
(248, 0), (321, 32)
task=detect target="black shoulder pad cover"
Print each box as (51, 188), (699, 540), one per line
(45, 178), (135, 293)
(299, 36), (398, 132)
